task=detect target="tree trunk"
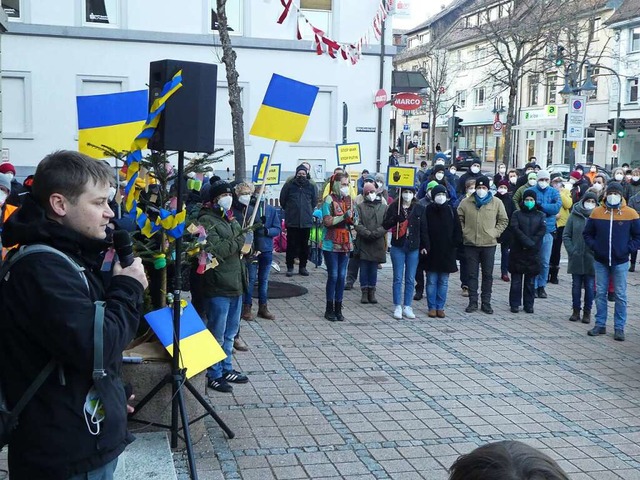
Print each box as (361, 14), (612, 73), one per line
(216, 0), (246, 180)
(503, 82), (518, 168)
(430, 108), (437, 160)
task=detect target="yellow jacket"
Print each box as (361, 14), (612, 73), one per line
(556, 188), (573, 228)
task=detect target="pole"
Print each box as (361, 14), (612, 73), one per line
(247, 141), (278, 228)
(450, 104), (457, 164)
(404, 113), (409, 163)
(342, 102), (348, 145)
(376, 17), (385, 173)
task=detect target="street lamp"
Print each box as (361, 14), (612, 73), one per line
(492, 97), (506, 172)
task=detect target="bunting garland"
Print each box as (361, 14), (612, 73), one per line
(276, 0), (394, 65)
(123, 70), (187, 239)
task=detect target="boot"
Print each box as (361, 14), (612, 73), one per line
(367, 287), (378, 304)
(569, 308), (581, 322)
(581, 309), (591, 324)
(335, 301), (345, 321)
(233, 336), (249, 352)
(549, 267), (559, 285)
(258, 303), (276, 320)
(360, 288), (369, 304)
(324, 301), (337, 321)
(241, 303), (254, 321)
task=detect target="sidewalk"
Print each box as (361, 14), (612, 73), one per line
(172, 254), (640, 479)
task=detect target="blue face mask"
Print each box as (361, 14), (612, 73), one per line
(524, 200), (535, 210)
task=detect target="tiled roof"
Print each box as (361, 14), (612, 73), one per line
(605, 0), (640, 24)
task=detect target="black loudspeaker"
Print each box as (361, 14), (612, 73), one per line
(147, 59), (217, 153)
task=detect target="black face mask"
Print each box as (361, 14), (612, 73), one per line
(295, 175), (307, 184)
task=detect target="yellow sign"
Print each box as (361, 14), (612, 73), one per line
(336, 142), (362, 166)
(545, 105), (558, 117)
(387, 166), (416, 188)
(253, 160), (281, 186)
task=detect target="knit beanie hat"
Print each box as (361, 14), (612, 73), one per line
(522, 189), (537, 202)
(606, 182), (624, 195)
(433, 164), (446, 174)
(427, 180), (439, 191)
(296, 164), (308, 175)
(475, 176), (490, 189)
(527, 172), (538, 181)
(498, 179), (509, 187)
(209, 180), (233, 203)
(0, 173), (11, 193)
(581, 192), (598, 204)
(0, 162), (15, 175)
(570, 171), (582, 180)
(537, 170), (550, 180)
(431, 184), (447, 197)
(363, 182), (376, 195)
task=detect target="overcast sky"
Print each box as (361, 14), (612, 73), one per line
(392, 1), (455, 30)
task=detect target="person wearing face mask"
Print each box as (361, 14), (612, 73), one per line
(514, 161), (536, 190)
(0, 162), (27, 207)
(414, 180), (438, 300)
(506, 169), (519, 193)
(583, 182), (640, 341)
(508, 190), (546, 313)
(354, 182), (388, 304)
(423, 185), (462, 318)
(456, 160), (483, 196)
(627, 168), (640, 200)
(612, 167), (631, 201)
(382, 186), (429, 320)
(375, 173), (389, 203)
(454, 179), (479, 297)
(585, 164), (598, 184)
(418, 165), (455, 202)
(590, 174), (607, 201)
(417, 161), (429, 185)
(569, 170), (589, 204)
(493, 163), (508, 187)
(457, 176), (509, 314)
(512, 172), (538, 210)
(548, 176), (573, 285)
(563, 192), (598, 323)
(200, 180), (250, 392)
(495, 180), (515, 282)
(232, 181), (258, 326)
(280, 164), (318, 277)
(322, 173), (354, 321)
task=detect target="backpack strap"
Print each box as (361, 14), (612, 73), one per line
(92, 301), (106, 381)
(3, 360), (57, 422)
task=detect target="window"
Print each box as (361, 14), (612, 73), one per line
(528, 75), (539, 106)
(2, 72), (32, 138)
(83, 0), (119, 26)
(78, 76), (127, 96)
(456, 90), (467, 108)
(300, 0), (332, 39)
(587, 67), (598, 100)
(546, 74), (557, 104)
(589, 17), (601, 41)
(489, 6), (499, 21)
(467, 14), (478, 27)
(631, 27), (640, 52)
(474, 87), (485, 107)
(628, 78), (638, 103)
(210, 0), (243, 35)
(2, 0), (20, 19)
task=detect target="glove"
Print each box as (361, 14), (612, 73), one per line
(260, 216), (266, 225)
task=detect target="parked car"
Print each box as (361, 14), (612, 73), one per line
(452, 149), (482, 170)
(546, 163), (610, 181)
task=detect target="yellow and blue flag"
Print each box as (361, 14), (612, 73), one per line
(250, 74), (319, 143)
(77, 90), (148, 157)
(144, 302), (225, 379)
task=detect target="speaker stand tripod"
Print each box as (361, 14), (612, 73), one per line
(128, 151), (234, 480)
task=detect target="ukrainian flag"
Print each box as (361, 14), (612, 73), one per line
(77, 90), (148, 157)
(144, 302), (225, 379)
(250, 74), (319, 143)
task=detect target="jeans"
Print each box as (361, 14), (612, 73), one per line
(426, 271), (449, 310)
(415, 254), (428, 296)
(359, 260), (379, 288)
(509, 273), (535, 309)
(500, 243), (510, 276)
(244, 251), (273, 305)
(206, 295), (242, 380)
(323, 251), (349, 302)
(346, 255), (360, 286)
(390, 246), (419, 306)
(465, 246), (496, 304)
(67, 458), (118, 480)
(550, 226), (564, 269)
(286, 227), (310, 269)
(535, 232), (554, 288)
(594, 261), (628, 330)
(572, 274), (595, 310)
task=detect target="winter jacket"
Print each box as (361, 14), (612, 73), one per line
(456, 171), (482, 195)
(279, 177), (317, 228)
(199, 206), (246, 297)
(626, 179), (640, 200)
(570, 177), (590, 204)
(382, 199), (430, 252)
(508, 207), (546, 275)
(628, 192), (640, 215)
(321, 194), (354, 253)
(355, 198), (387, 263)
(424, 201), (462, 273)
(495, 191), (514, 245)
(0, 195), (144, 479)
(563, 202), (595, 275)
(583, 199), (640, 267)
(556, 188), (573, 228)
(417, 178), (457, 205)
(457, 195), (509, 247)
(252, 200), (281, 253)
(531, 185), (561, 233)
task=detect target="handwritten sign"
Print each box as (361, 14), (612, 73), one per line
(336, 142), (362, 166)
(387, 166), (416, 188)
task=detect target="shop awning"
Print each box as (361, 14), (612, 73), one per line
(392, 71), (429, 94)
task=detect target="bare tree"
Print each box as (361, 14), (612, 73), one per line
(420, 49), (455, 155)
(215, 0), (246, 180)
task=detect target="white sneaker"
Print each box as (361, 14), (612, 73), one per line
(403, 306), (416, 319)
(393, 305), (403, 319)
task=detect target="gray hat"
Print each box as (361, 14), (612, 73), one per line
(0, 173), (11, 193)
(537, 170), (550, 180)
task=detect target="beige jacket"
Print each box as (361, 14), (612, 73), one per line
(457, 195), (509, 247)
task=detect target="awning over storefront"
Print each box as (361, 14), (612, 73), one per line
(392, 70), (429, 94)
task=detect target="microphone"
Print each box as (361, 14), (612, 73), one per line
(112, 230), (135, 268)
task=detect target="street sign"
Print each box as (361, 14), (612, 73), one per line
(421, 122), (430, 129)
(403, 124), (411, 134)
(393, 92), (423, 111)
(612, 143), (619, 156)
(493, 120), (503, 138)
(566, 95), (586, 141)
(373, 89), (388, 109)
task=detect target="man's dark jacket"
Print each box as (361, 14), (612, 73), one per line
(0, 195), (144, 479)
(279, 177), (317, 228)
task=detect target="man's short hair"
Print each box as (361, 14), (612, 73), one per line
(33, 150), (113, 207)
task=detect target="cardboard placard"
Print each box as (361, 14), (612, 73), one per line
(336, 142), (362, 166)
(387, 166), (416, 188)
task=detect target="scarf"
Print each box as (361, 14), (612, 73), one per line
(474, 191), (493, 209)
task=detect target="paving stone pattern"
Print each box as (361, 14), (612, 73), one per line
(172, 255), (640, 479)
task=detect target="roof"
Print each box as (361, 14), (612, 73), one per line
(605, 0), (640, 25)
(404, 0), (471, 35)
(391, 70), (430, 94)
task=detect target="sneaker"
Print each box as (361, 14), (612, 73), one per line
(587, 326), (606, 336)
(614, 329), (625, 341)
(299, 267), (310, 276)
(461, 286), (469, 297)
(414, 292), (423, 301)
(403, 306), (416, 319)
(286, 268), (294, 277)
(223, 370), (249, 384)
(465, 302), (478, 313)
(393, 305), (403, 320)
(207, 377), (233, 393)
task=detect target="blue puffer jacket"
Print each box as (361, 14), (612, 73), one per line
(253, 200), (281, 253)
(532, 185), (561, 233)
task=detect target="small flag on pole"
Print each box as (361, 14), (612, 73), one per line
(250, 74), (319, 143)
(76, 90), (148, 157)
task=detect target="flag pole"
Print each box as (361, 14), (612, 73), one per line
(248, 140), (278, 228)
(396, 187), (401, 240)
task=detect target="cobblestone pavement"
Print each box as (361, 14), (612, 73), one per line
(172, 254), (640, 479)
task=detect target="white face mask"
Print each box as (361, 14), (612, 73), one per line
(5, 173), (14, 182)
(476, 188), (488, 198)
(509, 177), (517, 184)
(435, 160), (445, 166)
(590, 168), (597, 173)
(377, 182), (385, 190)
(584, 201), (596, 211)
(467, 188), (475, 196)
(497, 187), (508, 195)
(538, 181), (549, 189)
(593, 183), (603, 192)
(528, 179), (537, 186)
(449, 168), (457, 175)
(238, 194), (251, 206)
(340, 186), (350, 197)
(615, 174), (624, 181)
(402, 192), (414, 203)
(633, 176), (640, 182)
(367, 192), (377, 202)
(434, 194), (447, 205)
(0, 190), (7, 205)
(218, 195), (232, 211)
(435, 172), (444, 181)
(569, 178), (577, 185)
(108, 187), (117, 202)
(470, 166), (480, 174)
(499, 167), (506, 174)
(607, 193), (621, 206)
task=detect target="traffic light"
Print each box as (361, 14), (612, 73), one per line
(454, 116), (464, 140)
(555, 46), (565, 67)
(607, 118), (615, 135)
(617, 118), (626, 138)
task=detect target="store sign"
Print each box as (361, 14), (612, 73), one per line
(393, 92), (423, 111)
